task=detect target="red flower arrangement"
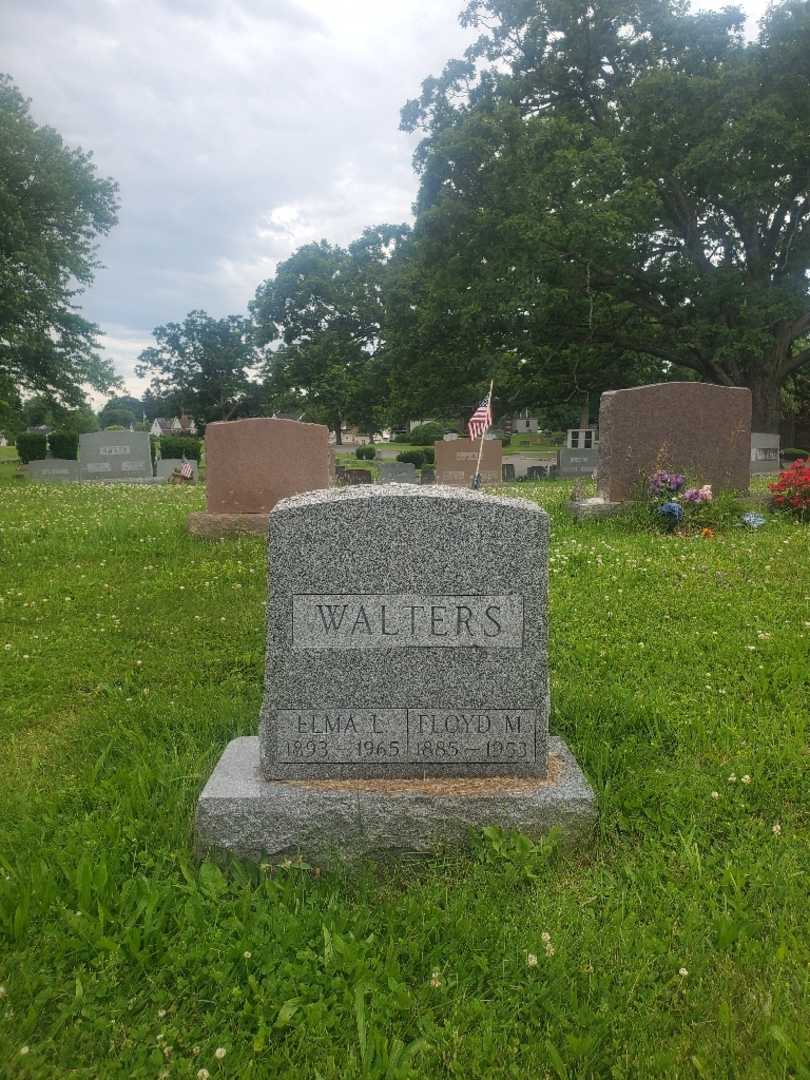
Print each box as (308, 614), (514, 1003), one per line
(769, 458), (810, 519)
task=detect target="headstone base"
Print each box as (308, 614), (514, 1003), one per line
(568, 497), (622, 522)
(195, 736), (596, 866)
(187, 512), (268, 538)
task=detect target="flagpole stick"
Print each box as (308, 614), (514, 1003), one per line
(473, 379), (494, 489)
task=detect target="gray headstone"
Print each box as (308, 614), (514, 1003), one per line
(343, 468), (372, 485)
(502, 463), (515, 481)
(156, 458), (199, 482)
(420, 467), (435, 485)
(559, 447), (598, 477)
(378, 461), (419, 484)
(28, 459), (79, 483)
(750, 432), (780, 475)
(260, 486), (549, 780)
(79, 431), (153, 481)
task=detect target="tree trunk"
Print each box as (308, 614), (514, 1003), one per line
(579, 396), (590, 429)
(749, 373), (783, 434)
(334, 417), (342, 446)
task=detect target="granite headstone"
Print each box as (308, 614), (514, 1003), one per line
(79, 431), (153, 481)
(28, 459), (80, 483)
(434, 438), (502, 486)
(156, 458), (198, 482)
(378, 461), (419, 484)
(597, 382), (751, 501)
(750, 432), (780, 475)
(188, 417), (329, 537)
(196, 486), (595, 862)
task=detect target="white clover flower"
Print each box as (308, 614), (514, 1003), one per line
(541, 931), (551, 944)
(157, 1008), (166, 1017)
(727, 774), (737, 783)
(527, 953), (538, 967)
(544, 942), (555, 957)
(243, 950), (252, 959)
(430, 970), (442, 988)
(197, 1070), (210, 1080)
(741, 775), (751, 784)
(772, 822), (781, 835)
(710, 791), (720, 800)
(19, 1046), (29, 1055)
(679, 967), (688, 977)
(214, 1047), (227, 1060)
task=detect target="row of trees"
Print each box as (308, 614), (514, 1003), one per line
(4, 0), (810, 436)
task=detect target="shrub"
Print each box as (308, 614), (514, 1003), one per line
(16, 432), (47, 464)
(396, 449), (426, 468)
(355, 444), (376, 460)
(409, 422), (447, 446)
(160, 435), (202, 462)
(47, 430), (79, 460)
(104, 424), (125, 431)
(769, 459), (810, 520)
(782, 448), (810, 464)
(422, 447), (435, 465)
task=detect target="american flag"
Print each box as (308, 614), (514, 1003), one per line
(179, 460), (194, 479)
(467, 391), (493, 440)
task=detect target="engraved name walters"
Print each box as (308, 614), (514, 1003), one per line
(292, 593), (524, 649)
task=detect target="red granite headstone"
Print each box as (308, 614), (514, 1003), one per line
(434, 439), (502, 486)
(596, 382), (752, 502)
(204, 418), (330, 514)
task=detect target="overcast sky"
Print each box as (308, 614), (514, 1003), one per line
(2, 0), (768, 403)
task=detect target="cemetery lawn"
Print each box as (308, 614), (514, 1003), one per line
(1, 477), (809, 1079)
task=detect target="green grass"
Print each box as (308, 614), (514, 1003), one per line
(1, 476), (809, 1078)
(0, 447), (18, 462)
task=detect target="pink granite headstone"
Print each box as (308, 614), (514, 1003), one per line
(596, 382), (751, 502)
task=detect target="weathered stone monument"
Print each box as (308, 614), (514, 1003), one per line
(559, 429), (599, 478)
(28, 459), (80, 483)
(420, 467), (435, 485)
(188, 418), (329, 538)
(378, 461), (418, 484)
(156, 458), (198, 482)
(434, 438), (502, 486)
(597, 383), (751, 502)
(196, 486), (595, 863)
(750, 432), (780, 475)
(79, 431), (153, 482)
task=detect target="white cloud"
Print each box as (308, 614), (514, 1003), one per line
(2, 0), (770, 399)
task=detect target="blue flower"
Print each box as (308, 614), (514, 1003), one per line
(741, 512), (766, 528)
(656, 501), (684, 530)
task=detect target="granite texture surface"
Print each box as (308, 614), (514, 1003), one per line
(559, 447), (598, 477)
(434, 439), (502, 486)
(79, 430), (153, 481)
(188, 512), (269, 538)
(195, 735), (596, 865)
(597, 382), (752, 501)
(27, 459), (80, 483)
(260, 485), (549, 779)
(205, 417), (330, 514)
(378, 462), (419, 483)
(156, 458), (199, 481)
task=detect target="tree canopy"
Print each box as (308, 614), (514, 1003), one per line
(135, 310), (259, 426)
(251, 226), (410, 441)
(0, 75), (120, 406)
(398, 0), (810, 430)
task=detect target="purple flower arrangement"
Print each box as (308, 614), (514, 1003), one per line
(648, 470), (686, 498)
(647, 469), (713, 532)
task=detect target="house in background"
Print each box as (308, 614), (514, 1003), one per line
(150, 415), (198, 437)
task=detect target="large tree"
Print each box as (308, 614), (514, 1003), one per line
(251, 226), (409, 442)
(0, 75), (120, 404)
(401, 0), (810, 430)
(135, 310), (260, 425)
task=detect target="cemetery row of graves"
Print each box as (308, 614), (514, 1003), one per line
(1, 381), (809, 1076)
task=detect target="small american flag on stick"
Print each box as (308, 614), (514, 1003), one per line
(467, 390), (493, 440)
(179, 460), (194, 479)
